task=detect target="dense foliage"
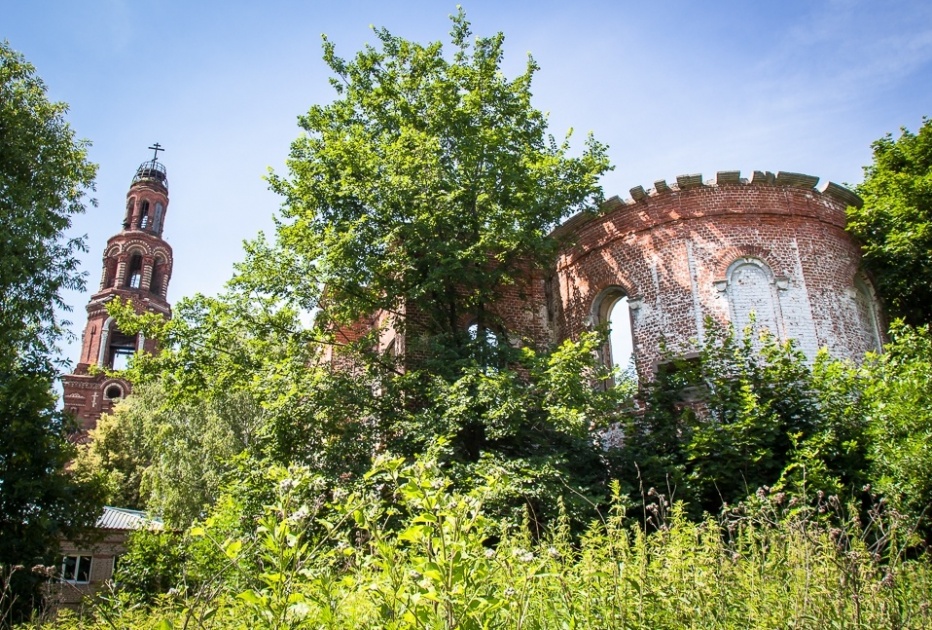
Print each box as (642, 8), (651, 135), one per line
(43, 13), (932, 628)
(31, 457), (932, 629)
(849, 117), (932, 326)
(94, 11), (618, 534)
(0, 41), (105, 624)
(265, 8), (609, 361)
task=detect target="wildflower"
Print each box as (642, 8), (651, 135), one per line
(547, 546), (560, 559)
(290, 505), (310, 522)
(504, 587), (516, 597)
(484, 548), (496, 559)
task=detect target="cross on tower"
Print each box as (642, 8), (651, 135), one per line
(148, 142), (165, 161)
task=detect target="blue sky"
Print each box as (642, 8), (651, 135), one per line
(4, 0), (932, 368)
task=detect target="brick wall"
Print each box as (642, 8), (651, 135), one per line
(539, 171), (879, 377)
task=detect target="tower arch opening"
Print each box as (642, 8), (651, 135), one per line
(139, 200), (150, 229)
(99, 318), (136, 371)
(150, 255), (165, 296)
(126, 253), (143, 289)
(153, 202), (164, 234)
(124, 197), (135, 228)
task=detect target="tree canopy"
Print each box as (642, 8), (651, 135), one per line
(266, 9), (609, 368)
(104, 12), (616, 534)
(0, 40), (104, 622)
(848, 117), (932, 326)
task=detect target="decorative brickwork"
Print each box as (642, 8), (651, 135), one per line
(546, 170), (879, 377)
(62, 157), (174, 433)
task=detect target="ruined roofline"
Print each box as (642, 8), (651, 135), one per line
(554, 170), (863, 238)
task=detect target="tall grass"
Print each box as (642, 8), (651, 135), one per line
(35, 458), (932, 629)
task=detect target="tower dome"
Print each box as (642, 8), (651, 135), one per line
(132, 158), (168, 189)
(131, 142), (168, 189)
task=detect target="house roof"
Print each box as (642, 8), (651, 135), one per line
(96, 506), (163, 531)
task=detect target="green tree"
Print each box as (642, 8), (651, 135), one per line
(608, 324), (872, 520)
(0, 40), (104, 622)
(74, 381), (266, 526)
(266, 9), (609, 370)
(848, 117), (932, 326)
(108, 12), (616, 536)
(261, 11), (613, 529)
(866, 323), (932, 534)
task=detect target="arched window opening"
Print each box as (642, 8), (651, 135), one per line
(467, 322), (500, 347)
(139, 201), (150, 229)
(124, 198), (135, 228)
(104, 259), (118, 288)
(150, 265), (162, 296)
(467, 322), (504, 368)
(108, 331), (136, 370)
(153, 202), (164, 233)
(607, 296), (635, 377)
(126, 254), (143, 289)
(105, 385), (124, 400)
(593, 287), (637, 384)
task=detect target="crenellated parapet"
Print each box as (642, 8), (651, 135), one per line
(620, 170), (861, 209)
(541, 169), (880, 379)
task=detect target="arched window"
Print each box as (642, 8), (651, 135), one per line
(153, 202), (164, 233)
(150, 264), (162, 296)
(124, 197), (135, 228)
(853, 276), (883, 353)
(592, 287), (636, 382)
(725, 258), (780, 339)
(105, 384), (124, 400)
(107, 330), (136, 370)
(126, 254), (143, 289)
(467, 321), (504, 368)
(139, 201), (150, 229)
(103, 258), (118, 288)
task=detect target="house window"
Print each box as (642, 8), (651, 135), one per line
(61, 555), (92, 583)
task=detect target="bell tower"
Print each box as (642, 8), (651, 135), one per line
(62, 146), (174, 433)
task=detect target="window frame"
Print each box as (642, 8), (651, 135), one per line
(61, 555), (92, 584)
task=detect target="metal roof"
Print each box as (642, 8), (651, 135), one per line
(96, 506), (163, 531)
